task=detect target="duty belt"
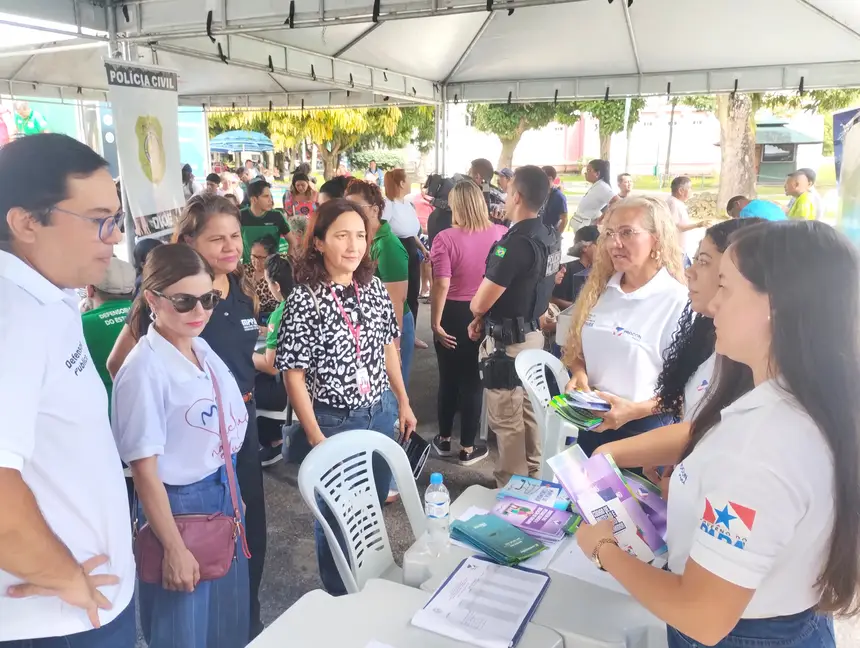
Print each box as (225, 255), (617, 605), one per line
(485, 317), (540, 346)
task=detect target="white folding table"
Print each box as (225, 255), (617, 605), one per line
(249, 577), (564, 648)
(411, 485), (669, 648)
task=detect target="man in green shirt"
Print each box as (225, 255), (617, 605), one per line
(240, 180), (298, 258)
(14, 102), (49, 136)
(785, 171), (816, 220)
(81, 257), (135, 406)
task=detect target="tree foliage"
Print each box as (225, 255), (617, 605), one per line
(208, 107), (404, 178)
(579, 98), (646, 159)
(468, 102), (583, 168)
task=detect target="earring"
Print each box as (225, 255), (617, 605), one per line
(150, 310), (157, 322)
(650, 249), (660, 262)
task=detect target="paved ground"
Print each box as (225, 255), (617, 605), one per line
(137, 307), (858, 645)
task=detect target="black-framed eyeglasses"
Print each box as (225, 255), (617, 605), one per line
(50, 206), (125, 242)
(152, 290), (221, 313)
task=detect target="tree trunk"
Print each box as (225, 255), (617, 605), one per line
(310, 143), (319, 175)
(599, 131), (612, 161)
(717, 94), (757, 211)
(497, 118), (528, 169)
(320, 146), (339, 180)
(498, 136), (521, 170)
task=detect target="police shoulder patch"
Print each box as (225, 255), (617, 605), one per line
(495, 246), (507, 258)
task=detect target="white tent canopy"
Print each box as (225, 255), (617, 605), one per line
(0, 0), (857, 108)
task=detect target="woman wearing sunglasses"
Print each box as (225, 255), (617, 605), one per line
(111, 244), (250, 648)
(562, 196), (688, 456)
(108, 194), (268, 640)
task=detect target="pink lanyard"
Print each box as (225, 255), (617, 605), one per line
(329, 282), (362, 361)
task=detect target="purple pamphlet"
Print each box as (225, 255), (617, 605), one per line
(547, 445), (668, 566)
(491, 497), (572, 541)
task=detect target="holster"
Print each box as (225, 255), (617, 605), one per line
(479, 349), (521, 390)
(485, 317), (531, 346)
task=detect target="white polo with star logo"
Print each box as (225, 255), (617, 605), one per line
(667, 379), (834, 617)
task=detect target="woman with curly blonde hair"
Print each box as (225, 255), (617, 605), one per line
(563, 196), (688, 456)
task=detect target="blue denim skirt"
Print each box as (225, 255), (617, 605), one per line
(668, 609), (835, 648)
(137, 458), (250, 648)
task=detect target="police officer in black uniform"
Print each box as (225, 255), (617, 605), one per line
(468, 165), (561, 486)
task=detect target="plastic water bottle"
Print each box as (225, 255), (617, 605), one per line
(425, 473), (451, 552)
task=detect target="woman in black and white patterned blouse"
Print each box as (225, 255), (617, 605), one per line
(275, 197), (417, 595)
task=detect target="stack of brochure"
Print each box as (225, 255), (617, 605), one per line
(491, 496), (581, 544)
(450, 514), (547, 566)
(547, 445), (668, 567)
(497, 475), (572, 511)
(548, 390), (610, 430)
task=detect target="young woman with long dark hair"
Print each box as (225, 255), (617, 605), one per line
(275, 198), (417, 595)
(107, 194), (268, 639)
(113, 244), (250, 647)
(577, 220), (860, 647)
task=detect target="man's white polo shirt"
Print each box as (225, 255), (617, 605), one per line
(0, 250), (134, 640)
(667, 380), (834, 617)
(581, 267), (687, 402)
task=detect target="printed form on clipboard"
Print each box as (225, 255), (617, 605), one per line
(410, 555), (550, 648)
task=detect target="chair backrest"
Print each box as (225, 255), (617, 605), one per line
(515, 349), (570, 417)
(297, 430), (426, 593)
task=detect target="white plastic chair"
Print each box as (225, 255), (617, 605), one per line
(515, 349), (579, 481)
(297, 430), (427, 594)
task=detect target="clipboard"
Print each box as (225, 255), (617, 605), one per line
(416, 555), (551, 648)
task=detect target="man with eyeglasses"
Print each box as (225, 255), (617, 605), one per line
(0, 134), (135, 646)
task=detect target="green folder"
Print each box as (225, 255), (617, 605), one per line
(451, 514), (547, 566)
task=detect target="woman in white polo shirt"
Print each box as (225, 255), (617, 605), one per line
(563, 196), (687, 456)
(112, 244), (250, 648)
(577, 220), (860, 646)
(593, 217), (764, 484)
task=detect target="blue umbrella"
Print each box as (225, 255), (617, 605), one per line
(209, 130), (274, 153)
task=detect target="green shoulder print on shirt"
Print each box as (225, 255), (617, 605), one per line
(495, 246), (507, 258)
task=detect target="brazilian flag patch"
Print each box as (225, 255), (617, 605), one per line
(494, 246), (507, 258)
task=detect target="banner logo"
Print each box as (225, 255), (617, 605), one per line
(136, 116), (166, 184)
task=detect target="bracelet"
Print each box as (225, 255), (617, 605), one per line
(591, 537), (619, 571)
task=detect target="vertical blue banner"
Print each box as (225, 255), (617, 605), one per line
(177, 106), (208, 180)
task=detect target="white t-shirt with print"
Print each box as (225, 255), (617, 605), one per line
(666, 380), (834, 618)
(112, 328), (249, 486)
(581, 267), (688, 402)
(0, 251), (134, 641)
(682, 352), (716, 422)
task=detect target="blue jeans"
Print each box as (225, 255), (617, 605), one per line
(576, 413), (677, 458)
(313, 390), (398, 596)
(137, 460), (250, 648)
(0, 601), (135, 648)
(400, 310), (415, 390)
(668, 610), (835, 648)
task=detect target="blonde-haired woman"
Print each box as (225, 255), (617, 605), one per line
(563, 196), (688, 456)
(429, 181), (508, 465)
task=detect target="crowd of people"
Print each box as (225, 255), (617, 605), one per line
(1, 131), (858, 648)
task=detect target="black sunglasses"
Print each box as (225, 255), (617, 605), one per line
(152, 290), (221, 313)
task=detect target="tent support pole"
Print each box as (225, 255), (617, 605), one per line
(440, 85), (448, 176)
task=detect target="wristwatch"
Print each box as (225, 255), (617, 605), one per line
(591, 537), (619, 571)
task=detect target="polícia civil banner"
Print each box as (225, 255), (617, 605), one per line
(104, 60), (184, 220)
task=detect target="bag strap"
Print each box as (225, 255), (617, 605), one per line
(303, 284), (321, 401)
(209, 365), (252, 560)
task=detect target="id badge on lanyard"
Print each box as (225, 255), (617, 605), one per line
(329, 282), (372, 396)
